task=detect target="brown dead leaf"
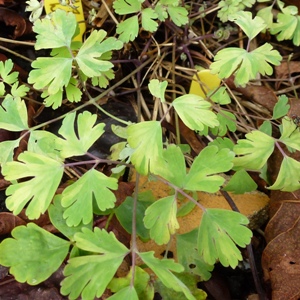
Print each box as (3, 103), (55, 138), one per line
(225, 77), (277, 113)
(275, 61), (300, 90)
(0, 8), (32, 38)
(0, 212), (26, 235)
(264, 201), (300, 243)
(262, 217), (300, 300)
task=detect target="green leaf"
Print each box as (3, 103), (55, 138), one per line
(61, 227), (129, 300)
(154, 273), (207, 300)
(108, 286), (139, 300)
(92, 69), (115, 88)
(279, 117), (300, 151)
(223, 169), (257, 194)
(58, 111), (105, 158)
(108, 266), (154, 300)
(229, 11), (267, 40)
(257, 6), (274, 30)
(116, 16), (139, 42)
(198, 208), (252, 267)
(148, 79), (168, 102)
(0, 139), (21, 164)
(271, 11), (300, 45)
(173, 94), (219, 131)
(28, 56), (73, 94)
(233, 130), (275, 170)
(259, 120), (272, 135)
(115, 196), (151, 241)
(142, 8), (158, 32)
(49, 195), (93, 240)
(0, 223), (69, 285)
(138, 252), (195, 300)
(10, 82), (30, 98)
(208, 86), (231, 105)
(113, 0), (141, 15)
(144, 195), (179, 245)
(167, 5), (188, 27)
(41, 89), (64, 109)
(28, 130), (63, 160)
(2, 151), (64, 219)
(209, 136), (235, 151)
(0, 95), (29, 131)
(153, 144), (186, 188)
(66, 77), (82, 102)
(127, 121), (163, 175)
(272, 95), (290, 119)
(33, 9), (77, 50)
(184, 146), (234, 193)
(177, 229), (214, 280)
(61, 169), (117, 226)
(76, 30), (123, 77)
(211, 111), (236, 136)
(0, 59), (18, 84)
(210, 44), (282, 87)
(268, 156), (300, 191)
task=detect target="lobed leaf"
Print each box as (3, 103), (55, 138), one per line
(113, 0), (141, 15)
(142, 8), (158, 32)
(184, 145), (234, 193)
(153, 144), (186, 188)
(116, 16), (139, 42)
(229, 11), (267, 40)
(279, 117), (300, 151)
(268, 156), (300, 191)
(0, 59), (18, 84)
(271, 11), (300, 46)
(0, 223), (69, 285)
(233, 130), (275, 170)
(0, 95), (29, 131)
(173, 94), (219, 131)
(58, 111), (105, 158)
(198, 208), (252, 267)
(33, 9), (78, 50)
(61, 228), (129, 300)
(28, 56), (73, 94)
(76, 30), (123, 77)
(210, 44), (282, 87)
(144, 195), (179, 245)
(61, 169), (118, 226)
(127, 121), (163, 175)
(3, 151), (64, 219)
(139, 252), (195, 300)
(49, 195), (93, 240)
(148, 79), (168, 102)
(167, 5), (188, 26)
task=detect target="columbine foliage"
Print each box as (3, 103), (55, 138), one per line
(113, 0), (188, 42)
(28, 9), (123, 108)
(1, 1), (300, 299)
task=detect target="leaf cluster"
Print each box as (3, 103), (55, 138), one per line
(27, 9), (123, 109)
(113, 0), (189, 42)
(1, 2), (300, 299)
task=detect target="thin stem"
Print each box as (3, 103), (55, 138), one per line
(155, 175), (207, 212)
(130, 172), (140, 287)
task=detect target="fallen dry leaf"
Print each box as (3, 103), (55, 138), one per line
(275, 61), (300, 90)
(0, 212), (26, 235)
(262, 216), (300, 300)
(0, 7), (32, 38)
